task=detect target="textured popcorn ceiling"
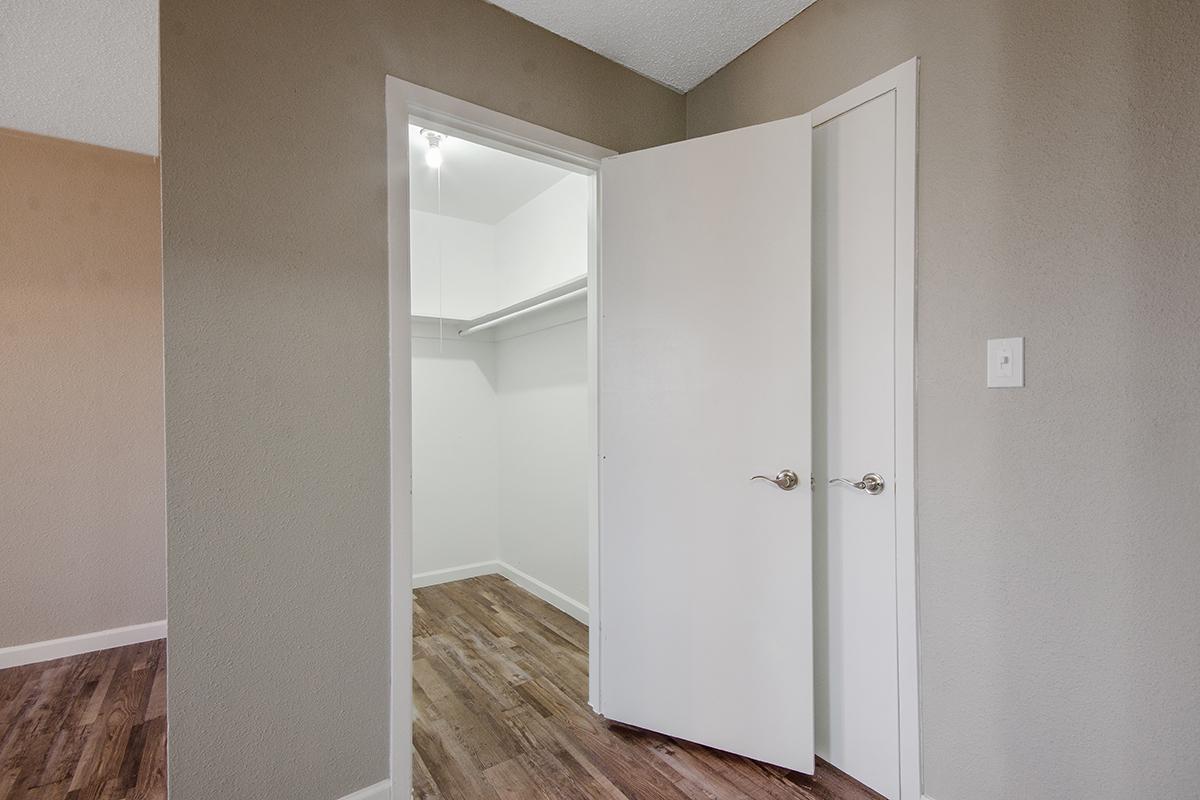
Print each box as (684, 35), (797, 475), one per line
(0, 0), (158, 155)
(1, 0), (812, 154)
(487, 0), (818, 92)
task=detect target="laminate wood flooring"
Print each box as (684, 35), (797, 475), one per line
(0, 639), (166, 800)
(1, 578), (885, 800)
(413, 575), (884, 800)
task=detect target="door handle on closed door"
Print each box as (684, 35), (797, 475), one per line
(751, 469), (800, 491)
(829, 473), (886, 495)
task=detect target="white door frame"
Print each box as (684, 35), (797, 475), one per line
(810, 58), (921, 799)
(385, 60), (920, 799)
(385, 76), (613, 798)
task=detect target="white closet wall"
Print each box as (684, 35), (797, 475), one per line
(411, 332), (500, 577)
(410, 211), (495, 320)
(495, 173), (589, 306)
(496, 319), (589, 609)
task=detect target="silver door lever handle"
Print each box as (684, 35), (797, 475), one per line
(751, 469), (800, 491)
(829, 473), (885, 495)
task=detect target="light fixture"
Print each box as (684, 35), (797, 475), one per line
(421, 129), (445, 169)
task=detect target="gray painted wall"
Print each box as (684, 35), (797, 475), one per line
(158, 1), (683, 798)
(688, 1), (1200, 798)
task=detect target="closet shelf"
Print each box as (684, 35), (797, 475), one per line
(412, 275), (588, 339)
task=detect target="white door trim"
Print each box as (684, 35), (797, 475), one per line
(810, 58), (921, 799)
(385, 76), (614, 800)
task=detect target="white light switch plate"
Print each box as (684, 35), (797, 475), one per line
(987, 337), (1024, 388)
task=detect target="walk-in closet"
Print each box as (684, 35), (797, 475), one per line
(409, 125), (590, 622)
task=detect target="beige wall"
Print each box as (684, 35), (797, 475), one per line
(688, 1), (1200, 798)
(158, 1), (683, 798)
(0, 130), (165, 648)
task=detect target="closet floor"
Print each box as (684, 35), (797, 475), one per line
(414, 575), (884, 800)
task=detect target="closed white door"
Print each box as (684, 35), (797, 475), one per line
(598, 116), (814, 772)
(813, 91), (900, 797)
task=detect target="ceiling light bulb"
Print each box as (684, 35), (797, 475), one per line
(421, 129), (445, 169)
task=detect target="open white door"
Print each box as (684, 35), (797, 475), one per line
(598, 115), (814, 772)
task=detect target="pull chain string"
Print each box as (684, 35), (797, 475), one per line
(436, 152), (444, 352)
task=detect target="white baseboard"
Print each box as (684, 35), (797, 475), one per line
(495, 561), (589, 625)
(337, 780), (392, 800)
(413, 560), (589, 625)
(0, 620), (167, 670)
(412, 561), (501, 589)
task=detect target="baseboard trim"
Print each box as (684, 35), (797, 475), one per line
(337, 780), (392, 800)
(0, 620), (167, 670)
(413, 560), (589, 625)
(495, 561), (589, 625)
(412, 561), (501, 589)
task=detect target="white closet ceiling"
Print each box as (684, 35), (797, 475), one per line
(485, 0), (819, 92)
(409, 126), (573, 224)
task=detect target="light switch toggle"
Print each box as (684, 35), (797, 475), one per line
(987, 337), (1024, 388)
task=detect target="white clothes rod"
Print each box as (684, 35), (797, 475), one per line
(458, 275), (588, 337)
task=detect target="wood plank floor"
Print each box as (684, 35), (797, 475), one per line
(2, 578), (883, 800)
(414, 575), (884, 800)
(0, 639), (166, 800)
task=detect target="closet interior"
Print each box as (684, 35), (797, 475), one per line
(409, 124), (590, 622)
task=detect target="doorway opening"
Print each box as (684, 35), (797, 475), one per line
(408, 121), (593, 622)
(406, 118), (599, 791)
(388, 80), (612, 798)
(387, 79), (613, 797)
